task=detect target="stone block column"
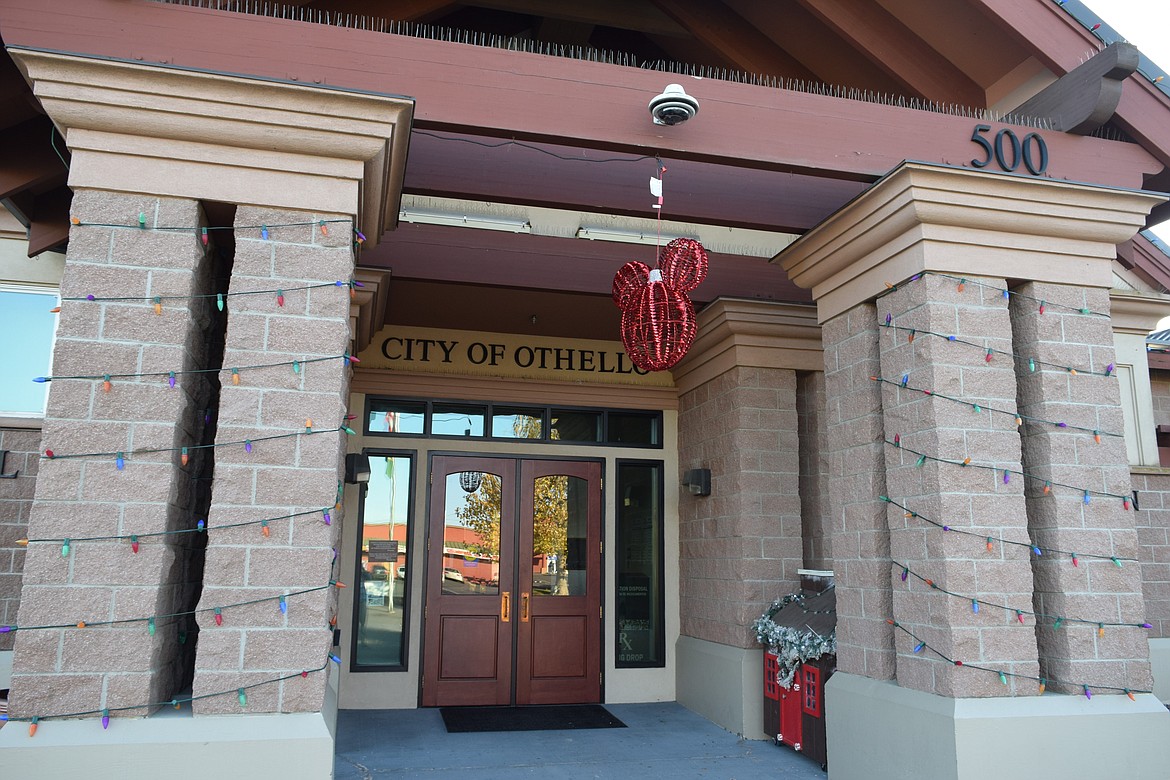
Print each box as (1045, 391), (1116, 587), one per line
(877, 273), (1038, 697)
(192, 208), (354, 714)
(670, 299), (821, 738)
(1011, 282), (1150, 695)
(797, 370), (832, 570)
(0, 49), (411, 778)
(821, 304), (893, 682)
(781, 161), (1170, 780)
(10, 191), (210, 718)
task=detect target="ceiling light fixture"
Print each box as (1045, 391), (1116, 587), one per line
(399, 208), (531, 233)
(576, 226), (697, 246)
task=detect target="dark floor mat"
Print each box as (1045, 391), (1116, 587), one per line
(440, 704), (627, 733)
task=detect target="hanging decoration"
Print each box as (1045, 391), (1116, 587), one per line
(612, 163), (708, 372)
(458, 471), (483, 493)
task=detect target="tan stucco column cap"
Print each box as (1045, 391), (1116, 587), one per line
(776, 161), (1167, 323)
(671, 298), (822, 394)
(1110, 289), (1170, 335)
(9, 48), (414, 249)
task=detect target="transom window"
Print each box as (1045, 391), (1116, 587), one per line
(365, 397), (661, 448)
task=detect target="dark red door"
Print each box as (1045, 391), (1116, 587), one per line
(422, 456), (602, 707)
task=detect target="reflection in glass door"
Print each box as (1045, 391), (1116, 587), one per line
(353, 454), (413, 668)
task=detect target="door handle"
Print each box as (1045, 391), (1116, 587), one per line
(521, 592), (530, 622)
(501, 591), (511, 622)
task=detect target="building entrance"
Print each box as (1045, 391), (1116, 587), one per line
(421, 455), (602, 706)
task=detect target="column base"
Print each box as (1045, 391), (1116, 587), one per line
(1152, 638), (1170, 705)
(826, 672), (1170, 780)
(676, 635), (765, 739)
(0, 709), (335, 779)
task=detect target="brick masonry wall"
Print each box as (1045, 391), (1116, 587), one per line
(677, 366), (802, 649)
(1130, 471), (1170, 640)
(821, 303), (894, 681)
(0, 426), (41, 653)
(1150, 373), (1170, 427)
(10, 192), (211, 719)
(1011, 282), (1150, 694)
(191, 208), (352, 715)
(878, 275), (1039, 698)
(797, 371), (832, 570)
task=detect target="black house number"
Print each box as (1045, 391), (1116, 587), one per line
(969, 124), (1048, 175)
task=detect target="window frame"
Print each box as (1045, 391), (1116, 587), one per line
(614, 458), (666, 669)
(364, 396), (662, 449)
(0, 283), (60, 419)
(350, 448), (416, 672)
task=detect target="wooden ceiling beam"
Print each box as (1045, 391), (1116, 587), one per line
(0, 0), (1159, 191)
(1009, 42), (1138, 134)
(793, 0), (986, 106)
(26, 185), (71, 256)
(473, 0), (689, 38)
(650, 0), (816, 79)
(403, 130), (867, 232)
(304, 0), (457, 22)
(0, 117), (68, 199)
(361, 223), (810, 304)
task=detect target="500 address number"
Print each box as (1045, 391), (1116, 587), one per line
(969, 124), (1048, 175)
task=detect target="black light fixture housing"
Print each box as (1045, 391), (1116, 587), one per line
(344, 452), (371, 484)
(682, 468), (711, 497)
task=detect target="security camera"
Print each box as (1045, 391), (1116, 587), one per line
(649, 84), (699, 126)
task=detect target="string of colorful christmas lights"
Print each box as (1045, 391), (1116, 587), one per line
(34, 354), (359, 388)
(878, 321), (1115, 377)
(878, 495), (1138, 565)
(873, 270), (1110, 318)
(39, 421), (356, 465)
(0, 581), (344, 634)
(884, 438), (1134, 506)
(15, 506), (338, 554)
(886, 619), (1150, 699)
(0, 656), (340, 735)
(59, 278), (359, 304)
(869, 375), (1120, 441)
(891, 560), (1151, 631)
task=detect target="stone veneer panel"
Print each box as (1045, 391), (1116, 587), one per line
(1130, 471), (1170, 640)
(191, 207), (353, 715)
(10, 192), (211, 718)
(1012, 282), (1152, 694)
(877, 275), (1039, 698)
(0, 426), (41, 652)
(797, 371), (832, 570)
(821, 303), (894, 680)
(677, 366), (802, 649)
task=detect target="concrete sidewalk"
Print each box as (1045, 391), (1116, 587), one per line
(334, 701), (827, 779)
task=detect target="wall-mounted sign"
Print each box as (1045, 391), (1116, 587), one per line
(357, 325), (675, 387)
(367, 540), (399, 562)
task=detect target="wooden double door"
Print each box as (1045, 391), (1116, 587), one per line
(422, 456), (602, 706)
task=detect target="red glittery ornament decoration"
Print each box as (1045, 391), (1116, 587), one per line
(612, 238), (708, 371)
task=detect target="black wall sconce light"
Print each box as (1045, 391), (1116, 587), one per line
(344, 452), (371, 484)
(682, 468), (711, 497)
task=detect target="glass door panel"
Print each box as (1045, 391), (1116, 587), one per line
(443, 471), (501, 595)
(529, 475), (588, 597)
